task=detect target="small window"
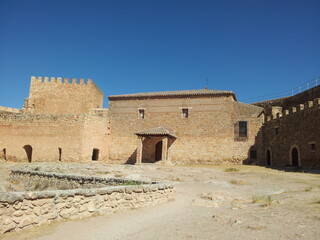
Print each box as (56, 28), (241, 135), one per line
(182, 108), (189, 118)
(310, 143), (316, 151)
(275, 127), (279, 135)
(239, 121), (247, 138)
(138, 109), (145, 119)
(250, 150), (257, 159)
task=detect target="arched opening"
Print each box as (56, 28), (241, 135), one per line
(23, 145), (33, 163)
(58, 148), (62, 161)
(266, 149), (271, 166)
(291, 147), (299, 166)
(155, 141), (162, 162)
(3, 148), (6, 161)
(92, 148), (99, 161)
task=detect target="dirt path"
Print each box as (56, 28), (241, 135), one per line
(1, 163), (320, 240)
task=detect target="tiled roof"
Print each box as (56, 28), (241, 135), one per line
(109, 89), (236, 100)
(135, 126), (177, 138)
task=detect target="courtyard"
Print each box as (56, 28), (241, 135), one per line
(1, 161), (320, 240)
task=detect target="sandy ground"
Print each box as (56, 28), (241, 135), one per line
(1, 162), (320, 240)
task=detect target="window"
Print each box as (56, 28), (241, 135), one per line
(138, 109), (145, 119)
(309, 142), (316, 151)
(182, 108), (189, 118)
(250, 150), (257, 159)
(239, 121), (247, 138)
(275, 127), (279, 135)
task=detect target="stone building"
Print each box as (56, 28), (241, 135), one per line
(108, 90), (264, 164)
(254, 85), (320, 169)
(0, 77), (109, 163)
(0, 75), (318, 169)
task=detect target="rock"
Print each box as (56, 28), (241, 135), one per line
(87, 202), (96, 212)
(1, 221), (16, 234)
(18, 217), (34, 229)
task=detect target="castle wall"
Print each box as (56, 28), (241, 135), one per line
(23, 76), (103, 114)
(0, 111), (110, 162)
(254, 85), (320, 116)
(260, 98), (320, 169)
(108, 96), (264, 164)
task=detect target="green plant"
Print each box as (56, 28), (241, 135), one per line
(225, 168), (239, 172)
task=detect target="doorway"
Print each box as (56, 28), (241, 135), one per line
(266, 149), (271, 165)
(23, 145), (33, 163)
(92, 148), (99, 161)
(155, 141), (162, 162)
(58, 148), (62, 161)
(3, 148), (6, 160)
(291, 147), (299, 166)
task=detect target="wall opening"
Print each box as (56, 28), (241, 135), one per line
(23, 145), (33, 163)
(3, 148), (7, 160)
(266, 149), (271, 166)
(291, 147), (299, 167)
(58, 148), (62, 161)
(155, 141), (162, 162)
(92, 148), (99, 161)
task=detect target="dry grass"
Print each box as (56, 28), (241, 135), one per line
(230, 179), (248, 185)
(225, 168), (239, 172)
(252, 195), (273, 207)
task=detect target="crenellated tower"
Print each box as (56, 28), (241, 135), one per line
(22, 76), (103, 114)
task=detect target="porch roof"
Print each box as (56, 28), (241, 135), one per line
(135, 126), (177, 138)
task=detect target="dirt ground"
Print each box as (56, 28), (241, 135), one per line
(1, 161), (320, 240)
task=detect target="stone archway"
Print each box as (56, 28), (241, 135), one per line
(23, 145), (33, 163)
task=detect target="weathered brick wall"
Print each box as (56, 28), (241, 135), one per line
(108, 96), (264, 164)
(260, 98), (320, 169)
(23, 76), (103, 114)
(0, 111), (109, 162)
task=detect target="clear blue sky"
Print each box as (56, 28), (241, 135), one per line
(0, 0), (319, 108)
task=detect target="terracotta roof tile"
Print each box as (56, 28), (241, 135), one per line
(135, 126), (177, 138)
(109, 89), (236, 100)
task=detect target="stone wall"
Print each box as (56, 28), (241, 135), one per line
(22, 76), (103, 114)
(0, 171), (174, 234)
(0, 111), (110, 162)
(254, 85), (320, 116)
(9, 170), (150, 190)
(259, 98), (320, 169)
(108, 96), (264, 164)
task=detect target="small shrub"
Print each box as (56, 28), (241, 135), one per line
(252, 194), (272, 207)
(225, 168), (239, 172)
(305, 187), (313, 192)
(230, 179), (248, 185)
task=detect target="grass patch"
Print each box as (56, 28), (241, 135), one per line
(305, 186), (313, 192)
(314, 199), (320, 204)
(252, 194), (273, 207)
(230, 179), (248, 185)
(119, 181), (142, 186)
(225, 168), (239, 172)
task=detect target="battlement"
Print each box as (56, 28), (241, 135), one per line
(265, 98), (320, 122)
(31, 76), (93, 85)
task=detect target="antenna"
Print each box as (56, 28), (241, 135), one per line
(205, 77), (208, 89)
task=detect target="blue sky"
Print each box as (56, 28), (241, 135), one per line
(0, 0), (319, 108)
